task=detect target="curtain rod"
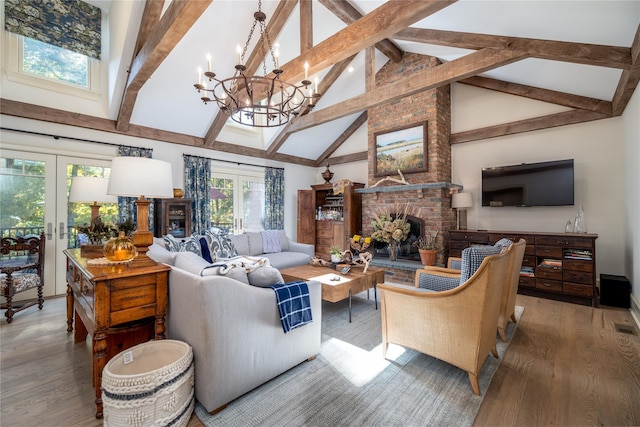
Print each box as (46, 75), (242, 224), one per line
(0, 127), (152, 152)
(183, 153), (284, 171)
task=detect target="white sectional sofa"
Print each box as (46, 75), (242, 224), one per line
(227, 230), (314, 269)
(147, 246), (322, 414)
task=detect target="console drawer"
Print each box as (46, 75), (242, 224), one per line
(563, 270), (593, 284)
(518, 276), (536, 288)
(563, 282), (594, 297)
(536, 245), (563, 257)
(536, 279), (563, 293)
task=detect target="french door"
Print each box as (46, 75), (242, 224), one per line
(210, 171), (265, 234)
(0, 150), (114, 299)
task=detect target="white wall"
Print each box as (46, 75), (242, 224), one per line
(451, 84), (626, 278)
(622, 85), (639, 322)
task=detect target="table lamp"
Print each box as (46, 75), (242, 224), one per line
(69, 176), (118, 226)
(107, 157), (174, 266)
(452, 192), (473, 230)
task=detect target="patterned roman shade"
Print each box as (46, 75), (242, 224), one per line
(4, 0), (101, 60)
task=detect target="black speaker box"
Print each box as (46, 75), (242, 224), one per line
(599, 274), (631, 308)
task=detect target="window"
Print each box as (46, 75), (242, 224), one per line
(23, 37), (89, 87)
(5, 32), (100, 98)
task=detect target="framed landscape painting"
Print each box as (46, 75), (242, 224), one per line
(374, 122), (427, 176)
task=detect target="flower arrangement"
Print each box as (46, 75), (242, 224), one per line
(370, 206), (411, 244)
(76, 216), (117, 245)
(412, 230), (439, 250)
(329, 245), (343, 256)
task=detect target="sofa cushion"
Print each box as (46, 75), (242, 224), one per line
(247, 232), (264, 256)
(148, 244), (177, 265)
(228, 234), (250, 255)
(248, 266), (284, 287)
(179, 235), (202, 257)
(174, 251), (210, 274)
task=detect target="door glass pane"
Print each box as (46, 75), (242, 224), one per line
(242, 178), (265, 232)
(210, 177), (234, 233)
(0, 157), (46, 237)
(66, 165), (116, 249)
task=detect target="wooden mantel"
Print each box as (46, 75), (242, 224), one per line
(355, 182), (463, 199)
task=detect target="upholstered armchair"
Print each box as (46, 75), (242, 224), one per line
(1, 233), (45, 323)
(416, 238), (526, 341)
(378, 248), (510, 395)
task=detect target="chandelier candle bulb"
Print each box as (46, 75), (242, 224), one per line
(304, 61), (309, 80)
(236, 44), (242, 65)
(206, 53), (211, 72)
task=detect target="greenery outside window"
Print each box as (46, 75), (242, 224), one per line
(23, 36), (89, 87)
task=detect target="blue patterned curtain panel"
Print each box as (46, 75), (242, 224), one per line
(116, 146), (154, 229)
(4, 0), (102, 60)
(184, 155), (211, 235)
(264, 167), (284, 230)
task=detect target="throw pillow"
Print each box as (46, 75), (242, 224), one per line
(199, 237), (213, 263)
(163, 234), (182, 252)
(247, 266), (284, 287)
(261, 230), (281, 254)
(459, 245), (502, 283)
(204, 229), (238, 259)
(179, 235), (202, 257)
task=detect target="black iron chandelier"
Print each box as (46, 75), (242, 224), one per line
(194, 1), (320, 127)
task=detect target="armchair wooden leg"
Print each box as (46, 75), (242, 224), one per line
(491, 345), (499, 358)
(468, 372), (480, 395)
(4, 295), (14, 323)
(498, 327), (507, 343)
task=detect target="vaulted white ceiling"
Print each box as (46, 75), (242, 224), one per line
(3, 1), (639, 165)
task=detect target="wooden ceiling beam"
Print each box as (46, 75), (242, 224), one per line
(326, 151), (368, 166)
(450, 109), (610, 144)
(278, 0), (455, 84)
(287, 48), (528, 133)
(459, 75), (612, 115)
(2, 98), (203, 147)
(116, 0), (211, 132)
(300, 0), (313, 53)
(203, 0), (298, 148)
(133, 0), (165, 56)
(315, 111), (367, 166)
(395, 28), (631, 69)
(317, 0), (404, 63)
(612, 24), (640, 116)
(265, 54), (358, 157)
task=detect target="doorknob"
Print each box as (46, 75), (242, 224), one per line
(59, 222), (65, 239)
(47, 222), (53, 240)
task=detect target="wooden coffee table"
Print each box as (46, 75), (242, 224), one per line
(280, 264), (385, 322)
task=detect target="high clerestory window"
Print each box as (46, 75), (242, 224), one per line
(4, 0), (102, 95)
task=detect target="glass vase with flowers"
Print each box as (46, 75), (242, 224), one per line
(370, 206), (411, 261)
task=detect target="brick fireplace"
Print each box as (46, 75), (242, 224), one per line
(359, 53), (458, 284)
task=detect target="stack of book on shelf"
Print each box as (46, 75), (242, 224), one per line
(563, 249), (593, 260)
(538, 259), (562, 270)
(520, 266), (535, 277)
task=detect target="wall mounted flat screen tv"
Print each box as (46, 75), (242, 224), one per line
(482, 159), (574, 207)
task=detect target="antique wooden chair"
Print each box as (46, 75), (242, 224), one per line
(1, 233), (46, 323)
(378, 248), (510, 395)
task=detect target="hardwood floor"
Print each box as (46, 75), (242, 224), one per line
(1, 294), (638, 426)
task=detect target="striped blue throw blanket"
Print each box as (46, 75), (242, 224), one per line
(270, 281), (313, 334)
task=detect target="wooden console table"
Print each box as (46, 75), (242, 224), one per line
(64, 249), (170, 418)
(449, 230), (598, 306)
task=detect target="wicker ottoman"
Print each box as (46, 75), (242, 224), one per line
(102, 339), (194, 427)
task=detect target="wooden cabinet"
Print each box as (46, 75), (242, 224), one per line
(449, 230), (598, 306)
(64, 248), (170, 418)
(297, 182), (364, 259)
(154, 198), (192, 238)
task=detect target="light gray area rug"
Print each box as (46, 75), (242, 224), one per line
(196, 291), (523, 427)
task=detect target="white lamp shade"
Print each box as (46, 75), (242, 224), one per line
(69, 176), (118, 204)
(107, 157), (174, 198)
(452, 192), (474, 209)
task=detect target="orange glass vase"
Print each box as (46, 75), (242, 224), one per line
(103, 231), (137, 262)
